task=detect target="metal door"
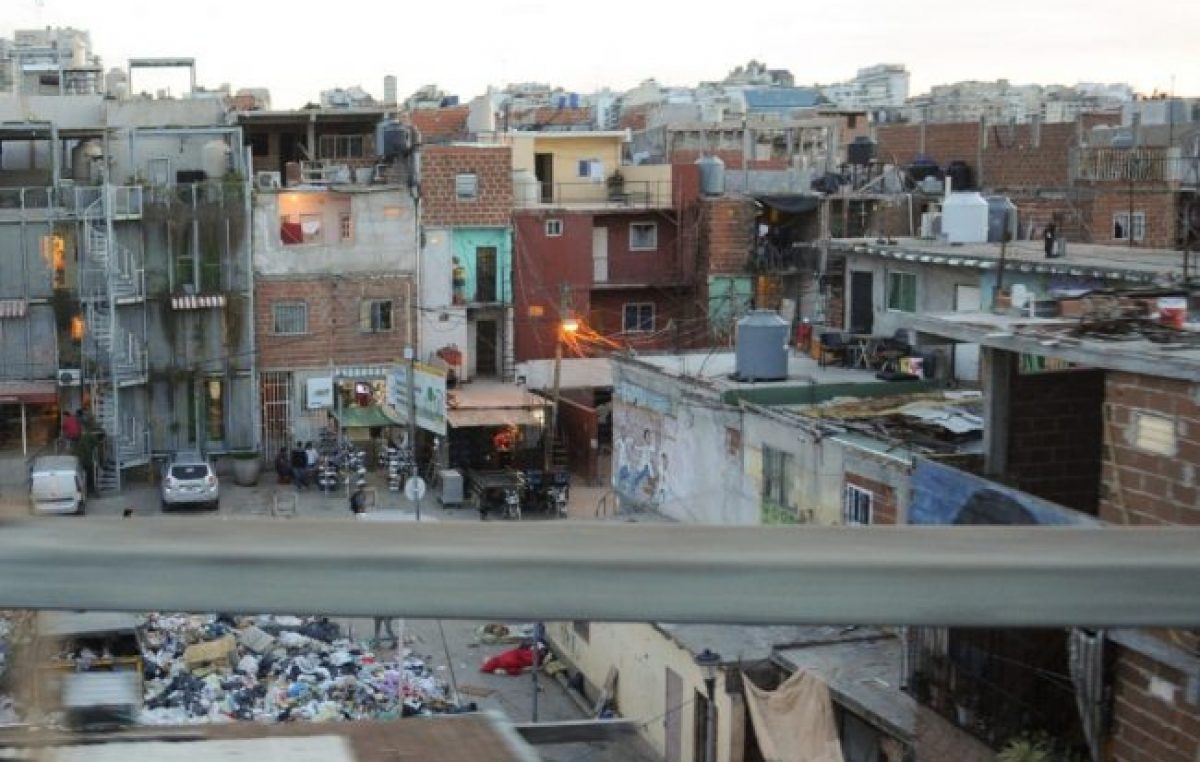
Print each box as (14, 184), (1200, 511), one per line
(849, 271), (874, 334)
(592, 227), (609, 283)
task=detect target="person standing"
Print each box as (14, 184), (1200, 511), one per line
(304, 441), (318, 483)
(350, 481), (368, 515)
(290, 441), (309, 489)
(61, 411), (82, 450)
(274, 447), (291, 484)
(1043, 222), (1057, 258)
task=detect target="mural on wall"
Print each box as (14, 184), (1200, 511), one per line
(613, 380), (676, 509)
(910, 459), (1102, 526)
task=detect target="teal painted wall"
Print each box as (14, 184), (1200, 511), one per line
(708, 276), (753, 332)
(452, 228), (512, 304)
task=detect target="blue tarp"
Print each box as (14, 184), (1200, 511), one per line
(909, 459), (1102, 526)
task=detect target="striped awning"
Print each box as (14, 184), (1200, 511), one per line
(0, 299), (28, 319)
(171, 294), (227, 310)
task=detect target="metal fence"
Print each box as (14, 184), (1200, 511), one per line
(1073, 147), (1200, 186)
(514, 179), (673, 208)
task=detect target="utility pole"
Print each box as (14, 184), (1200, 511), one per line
(543, 283), (573, 473)
(404, 346), (418, 519)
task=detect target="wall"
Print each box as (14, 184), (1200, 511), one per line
(1005, 368), (1105, 514)
(253, 189), (417, 276)
(701, 196), (756, 275)
(255, 274), (414, 370)
(417, 227), (465, 362)
(743, 406), (848, 526)
(598, 212), (682, 285)
(842, 253), (975, 342)
(558, 396), (598, 483)
(588, 288), (697, 354)
(547, 621), (737, 762)
(419, 144), (513, 227)
(1085, 184), (1178, 248)
(908, 459), (1101, 525)
(842, 450), (909, 524)
(512, 210), (595, 361)
(510, 133), (625, 200)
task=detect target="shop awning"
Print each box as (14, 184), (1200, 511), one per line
(757, 194), (821, 214)
(448, 408), (544, 429)
(334, 405), (402, 429)
(0, 299), (28, 319)
(0, 380), (57, 404)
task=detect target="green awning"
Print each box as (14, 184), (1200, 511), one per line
(334, 405), (402, 429)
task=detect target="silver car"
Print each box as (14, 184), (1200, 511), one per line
(161, 454), (219, 511)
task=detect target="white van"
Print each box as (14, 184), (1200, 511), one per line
(30, 455), (86, 515)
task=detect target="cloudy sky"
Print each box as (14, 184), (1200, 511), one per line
(6, 0), (1197, 108)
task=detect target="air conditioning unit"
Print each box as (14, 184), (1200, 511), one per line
(58, 369), (82, 386)
(255, 171), (282, 190)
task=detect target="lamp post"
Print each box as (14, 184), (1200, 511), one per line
(694, 648), (721, 762)
(543, 316), (579, 473)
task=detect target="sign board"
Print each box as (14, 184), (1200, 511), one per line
(404, 476), (427, 503)
(386, 363), (448, 436)
(306, 378), (333, 409)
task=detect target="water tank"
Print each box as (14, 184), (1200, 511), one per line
(734, 311), (789, 382)
(71, 140), (103, 182)
(568, 93), (580, 109)
(946, 160), (973, 190)
(942, 192), (989, 244)
(512, 169), (540, 205)
(847, 137), (876, 166)
(382, 121), (410, 158)
(695, 155), (726, 196)
(985, 196), (1019, 243)
(383, 75), (397, 106)
(201, 140), (231, 180)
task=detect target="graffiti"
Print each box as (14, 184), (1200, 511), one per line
(909, 460), (1101, 526)
(613, 395), (676, 509)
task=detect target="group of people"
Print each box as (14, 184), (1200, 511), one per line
(274, 441), (320, 489)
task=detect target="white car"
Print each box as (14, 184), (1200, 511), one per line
(30, 455), (86, 515)
(161, 454), (220, 511)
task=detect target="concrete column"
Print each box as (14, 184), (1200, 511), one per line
(982, 347), (1015, 477)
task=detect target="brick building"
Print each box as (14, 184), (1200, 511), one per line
(417, 143), (514, 381)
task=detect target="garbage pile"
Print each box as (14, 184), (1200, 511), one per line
(0, 611), (28, 725)
(140, 614), (457, 725)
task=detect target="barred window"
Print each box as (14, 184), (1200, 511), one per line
(272, 302), (308, 335)
(843, 485), (873, 525)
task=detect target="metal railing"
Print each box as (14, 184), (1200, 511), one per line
(514, 179), (674, 208)
(1072, 147), (1200, 186)
(0, 185), (145, 217)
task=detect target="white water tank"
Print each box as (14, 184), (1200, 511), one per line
(512, 169), (540, 205)
(734, 310), (789, 382)
(202, 140), (231, 180)
(942, 192), (989, 244)
(71, 140), (103, 182)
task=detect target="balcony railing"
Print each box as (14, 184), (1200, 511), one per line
(1072, 147), (1200, 186)
(0, 185), (145, 219)
(514, 179), (673, 209)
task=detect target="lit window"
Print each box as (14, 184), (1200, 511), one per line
(887, 271), (916, 312)
(360, 299), (393, 333)
(455, 173), (478, 200)
(1112, 212), (1145, 242)
(528, 305), (545, 318)
(545, 219), (563, 237)
(272, 302), (308, 335)
(843, 485), (873, 525)
(630, 222), (658, 251)
(622, 303), (654, 333)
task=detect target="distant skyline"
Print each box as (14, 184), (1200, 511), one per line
(4, 0), (1197, 109)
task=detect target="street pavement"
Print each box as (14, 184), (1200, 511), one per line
(0, 459), (659, 761)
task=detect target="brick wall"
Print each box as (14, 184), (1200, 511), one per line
(1005, 368), (1105, 514)
(983, 122), (1074, 190)
(512, 210), (595, 361)
(1108, 647), (1200, 762)
(420, 145), (513, 227)
(587, 288), (699, 353)
(844, 472), (898, 524)
(256, 275), (414, 370)
(669, 149), (789, 171)
(701, 196), (755, 276)
(1086, 186), (1178, 249)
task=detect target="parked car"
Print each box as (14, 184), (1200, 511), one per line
(29, 455), (86, 515)
(161, 453), (220, 511)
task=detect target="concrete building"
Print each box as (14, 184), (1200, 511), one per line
(821, 64), (911, 110)
(0, 27), (102, 96)
(241, 108), (418, 456)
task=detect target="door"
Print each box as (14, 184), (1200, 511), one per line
(535, 153), (554, 203)
(954, 285), (981, 382)
(476, 319), (498, 377)
(592, 227), (609, 283)
(665, 668), (683, 762)
(849, 271), (874, 334)
(475, 247), (497, 303)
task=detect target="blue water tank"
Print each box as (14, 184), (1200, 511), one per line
(734, 311), (789, 382)
(695, 155), (726, 196)
(569, 93), (580, 109)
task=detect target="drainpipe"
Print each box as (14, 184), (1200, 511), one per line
(244, 146), (260, 450)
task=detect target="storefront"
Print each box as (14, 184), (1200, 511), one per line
(0, 381), (60, 455)
(443, 383), (550, 472)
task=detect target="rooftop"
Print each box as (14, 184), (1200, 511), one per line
(832, 237), (1190, 285)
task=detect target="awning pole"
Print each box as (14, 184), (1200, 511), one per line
(21, 403), (27, 456)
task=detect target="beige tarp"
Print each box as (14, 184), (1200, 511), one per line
(743, 670), (845, 762)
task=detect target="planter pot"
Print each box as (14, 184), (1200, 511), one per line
(232, 456), (261, 487)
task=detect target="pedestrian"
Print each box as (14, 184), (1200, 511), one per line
(350, 480), (368, 515)
(290, 441), (309, 489)
(1043, 222), (1057, 258)
(61, 411), (82, 449)
(274, 447), (291, 484)
(373, 616), (399, 647)
(305, 441), (318, 482)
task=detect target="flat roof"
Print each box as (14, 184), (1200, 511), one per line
(656, 623), (889, 663)
(449, 381), (550, 410)
(832, 237), (1188, 285)
(905, 311), (1200, 381)
(634, 350), (874, 388)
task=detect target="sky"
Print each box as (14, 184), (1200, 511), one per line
(5, 0), (1198, 109)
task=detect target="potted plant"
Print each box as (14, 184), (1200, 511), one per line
(229, 450), (261, 487)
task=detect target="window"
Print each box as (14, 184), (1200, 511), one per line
(887, 271), (917, 312)
(339, 213), (353, 242)
(279, 213), (322, 245)
(843, 484), (873, 525)
(528, 304), (545, 318)
(272, 302), (308, 335)
(455, 173), (478, 200)
(622, 303), (654, 333)
(576, 159), (604, 181)
(319, 134), (366, 159)
(205, 379), (225, 443)
(360, 299), (393, 333)
(630, 222), (658, 251)
(1132, 411), (1176, 457)
(545, 219), (563, 237)
(725, 426), (742, 455)
(1112, 212), (1145, 242)
(762, 446), (791, 508)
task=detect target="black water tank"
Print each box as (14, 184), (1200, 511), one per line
(947, 160), (974, 190)
(907, 155), (940, 182)
(847, 137), (877, 166)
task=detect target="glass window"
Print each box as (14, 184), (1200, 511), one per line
(360, 299), (393, 333)
(630, 222), (658, 251)
(762, 446), (790, 507)
(455, 173), (478, 200)
(887, 271), (916, 312)
(1112, 212), (1145, 241)
(206, 378), (225, 442)
(545, 219), (563, 237)
(340, 213), (353, 241)
(272, 302), (308, 335)
(622, 303), (654, 333)
(843, 485), (873, 525)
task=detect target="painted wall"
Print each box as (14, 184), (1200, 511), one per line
(418, 227), (468, 364)
(451, 227), (512, 305)
(547, 621), (738, 762)
(843, 254), (975, 341)
(253, 189), (417, 276)
(513, 210), (595, 361)
(510, 133), (625, 204)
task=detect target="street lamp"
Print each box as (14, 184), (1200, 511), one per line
(694, 648), (721, 762)
(543, 316), (578, 472)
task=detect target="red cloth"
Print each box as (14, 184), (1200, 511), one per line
(280, 221), (303, 245)
(62, 415), (82, 441)
(480, 646), (535, 675)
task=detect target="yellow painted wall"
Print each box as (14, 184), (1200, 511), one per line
(548, 621), (739, 762)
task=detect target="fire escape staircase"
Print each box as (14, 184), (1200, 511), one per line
(81, 187), (150, 495)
